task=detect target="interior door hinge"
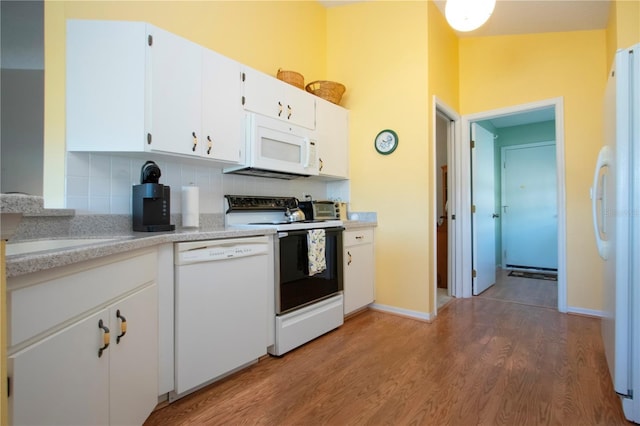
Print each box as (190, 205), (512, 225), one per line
(471, 140), (475, 149)
(241, 96), (245, 106)
(472, 269), (477, 278)
(471, 205), (476, 213)
(241, 72), (246, 82)
(7, 376), (11, 397)
(148, 35), (153, 46)
(147, 133), (152, 145)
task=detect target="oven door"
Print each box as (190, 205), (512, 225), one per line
(275, 227), (343, 315)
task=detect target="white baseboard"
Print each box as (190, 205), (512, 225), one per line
(567, 306), (605, 318)
(369, 303), (433, 322)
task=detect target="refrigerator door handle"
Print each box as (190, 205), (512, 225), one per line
(591, 145), (612, 260)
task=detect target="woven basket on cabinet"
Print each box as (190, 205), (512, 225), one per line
(277, 69), (304, 90)
(305, 80), (346, 105)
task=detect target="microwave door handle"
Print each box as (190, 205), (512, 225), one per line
(303, 137), (311, 168)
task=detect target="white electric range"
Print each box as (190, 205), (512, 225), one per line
(225, 195), (345, 355)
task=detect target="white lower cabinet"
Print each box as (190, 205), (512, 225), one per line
(7, 250), (159, 426)
(343, 228), (375, 315)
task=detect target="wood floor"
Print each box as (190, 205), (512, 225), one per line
(144, 297), (630, 426)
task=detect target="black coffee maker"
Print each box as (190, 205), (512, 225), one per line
(132, 161), (175, 232)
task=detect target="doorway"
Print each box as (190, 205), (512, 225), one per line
(433, 99), (460, 313)
(455, 98), (567, 312)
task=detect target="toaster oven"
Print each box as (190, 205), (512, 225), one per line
(298, 200), (338, 220)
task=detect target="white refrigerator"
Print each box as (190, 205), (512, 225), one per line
(591, 43), (640, 423)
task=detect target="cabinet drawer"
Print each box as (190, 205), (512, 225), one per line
(344, 228), (374, 247)
(8, 249), (157, 349)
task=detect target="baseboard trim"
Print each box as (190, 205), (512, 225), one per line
(369, 303), (433, 322)
(567, 306), (605, 318)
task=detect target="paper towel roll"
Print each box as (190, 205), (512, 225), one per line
(181, 186), (199, 228)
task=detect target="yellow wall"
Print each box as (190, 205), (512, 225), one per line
(459, 30), (607, 311)
(327, 1), (432, 315)
(43, 0), (327, 207)
(606, 0), (640, 69)
(427, 1), (459, 112)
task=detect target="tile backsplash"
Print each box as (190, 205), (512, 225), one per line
(66, 152), (349, 215)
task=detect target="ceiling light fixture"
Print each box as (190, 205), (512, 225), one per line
(445, 0), (496, 32)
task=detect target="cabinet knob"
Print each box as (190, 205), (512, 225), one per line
(278, 101), (283, 117)
(319, 158), (324, 171)
(207, 136), (213, 155)
(287, 105), (292, 119)
(116, 310), (127, 344)
(98, 319), (110, 358)
(347, 251), (352, 265)
(192, 132), (198, 152)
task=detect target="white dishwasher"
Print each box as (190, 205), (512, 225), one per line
(172, 236), (271, 400)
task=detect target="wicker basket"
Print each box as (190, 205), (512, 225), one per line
(305, 80), (346, 105)
(277, 69), (304, 90)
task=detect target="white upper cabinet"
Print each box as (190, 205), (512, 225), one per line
(201, 49), (244, 163)
(66, 20), (243, 164)
(66, 20), (148, 153)
(149, 25), (203, 157)
(242, 67), (316, 130)
(315, 97), (349, 179)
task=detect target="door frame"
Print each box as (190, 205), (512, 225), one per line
(432, 97), (461, 315)
(459, 97), (567, 312)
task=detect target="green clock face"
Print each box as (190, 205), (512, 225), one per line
(374, 129), (398, 155)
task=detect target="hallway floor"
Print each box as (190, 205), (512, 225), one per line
(476, 268), (558, 309)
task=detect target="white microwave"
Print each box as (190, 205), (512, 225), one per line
(224, 113), (318, 179)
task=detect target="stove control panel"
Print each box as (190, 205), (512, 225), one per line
(225, 195), (298, 212)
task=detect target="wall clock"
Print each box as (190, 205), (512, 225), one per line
(374, 129), (398, 155)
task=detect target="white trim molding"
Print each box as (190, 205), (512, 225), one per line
(433, 96), (462, 316)
(567, 306), (605, 318)
(369, 303), (433, 322)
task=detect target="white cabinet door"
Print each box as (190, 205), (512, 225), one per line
(242, 67), (315, 129)
(201, 49), (244, 163)
(148, 25), (203, 157)
(109, 284), (158, 426)
(282, 81), (316, 130)
(10, 310), (110, 426)
(343, 229), (375, 315)
(242, 67), (284, 121)
(316, 98), (349, 179)
(66, 20), (148, 152)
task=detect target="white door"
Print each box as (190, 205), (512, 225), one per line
(502, 142), (557, 270)
(472, 123), (497, 295)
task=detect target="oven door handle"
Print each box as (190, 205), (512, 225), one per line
(278, 227), (343, 239)
(278, 230), (306, 238)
